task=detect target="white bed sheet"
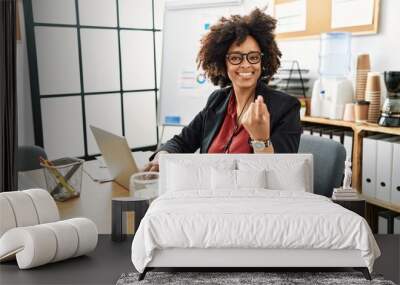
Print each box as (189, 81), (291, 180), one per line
(131, 190), (380, 273)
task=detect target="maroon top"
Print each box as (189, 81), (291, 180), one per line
(208, 94), (252, 154)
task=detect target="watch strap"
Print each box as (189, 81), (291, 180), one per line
(248, 138), (271, 148)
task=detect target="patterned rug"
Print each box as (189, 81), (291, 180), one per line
(116, 271), (396, 285)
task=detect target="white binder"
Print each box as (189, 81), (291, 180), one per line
(343, 132), (353, 162)
(332, 133), (342, 143)
(378, 216), (389, 234)
(376, 136), (400, 202)
(330, 129), (343, 144)
(362, 134), (392, 198)
(394, 216), (400, 234)
(391, 140), (400, 205)
(311, 128), (321, 137)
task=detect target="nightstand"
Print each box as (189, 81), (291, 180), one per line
(332, 198), (366, 217)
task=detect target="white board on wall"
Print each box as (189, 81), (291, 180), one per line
(160, 0), (253, 127)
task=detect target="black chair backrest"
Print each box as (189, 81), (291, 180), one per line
(16, 145), (47, 172)
(298, 135), (346, 197)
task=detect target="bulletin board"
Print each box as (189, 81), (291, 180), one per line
(274, 0), (380, 40)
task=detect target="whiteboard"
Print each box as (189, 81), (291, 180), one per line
(158, 0), (273, 126)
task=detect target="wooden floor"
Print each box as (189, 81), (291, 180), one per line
(0, 235), (398, 285)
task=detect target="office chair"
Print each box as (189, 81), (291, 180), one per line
(298, 134), (346, 197)
(16, 145), (47, 172)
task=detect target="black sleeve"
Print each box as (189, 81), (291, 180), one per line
(156, 109), (205, 155)
(270, 98), (302, 153)
(149, 90), (219, 161)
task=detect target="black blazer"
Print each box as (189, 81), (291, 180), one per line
(154, 81), (302, 158)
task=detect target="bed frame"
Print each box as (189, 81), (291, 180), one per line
(138, 248), (371, 280)
(137, 154), (372, 281)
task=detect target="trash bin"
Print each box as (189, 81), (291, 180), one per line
(41, 157), (84, 202)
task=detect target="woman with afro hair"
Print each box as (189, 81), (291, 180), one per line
(145, 9), (301, 171)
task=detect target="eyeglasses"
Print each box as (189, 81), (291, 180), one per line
(226, 51), (263, 65)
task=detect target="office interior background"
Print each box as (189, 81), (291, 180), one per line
(16, 0), (399, 159)
(1, 0), (400, 284)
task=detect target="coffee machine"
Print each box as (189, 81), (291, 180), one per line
(378, 71), (400, 127)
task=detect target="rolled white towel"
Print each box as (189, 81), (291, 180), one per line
(0, 191), (39, 227)
(64, 218), (98, 257)
(24, 189), (59, 223)
(0, 218), (98, 269)
(0, 196), (17, 237)
(42, 221), (79, 263)
(0, 225), (57, 268)
(0, 189), (59, 238)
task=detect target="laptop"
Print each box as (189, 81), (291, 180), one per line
(90, 125), (139, 189)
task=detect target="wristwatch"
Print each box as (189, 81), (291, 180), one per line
(249, 138), (271, 151)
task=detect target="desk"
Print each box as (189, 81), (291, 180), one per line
(57, 171), (129, 234)
(18, 152), (152, 234)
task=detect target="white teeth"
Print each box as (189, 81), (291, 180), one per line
(238, 72), (253, 77)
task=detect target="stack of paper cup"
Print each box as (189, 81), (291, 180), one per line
(365, 72), (381, 123)
(355, 54), (371, 101)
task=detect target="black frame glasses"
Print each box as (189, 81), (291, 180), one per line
(226, 51), (263, 65)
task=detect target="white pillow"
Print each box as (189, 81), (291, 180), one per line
(266, 161), (307, 191)
(238, 158), (309, 192)
(166, 159), (235, 192)
(210, 168), (267, 191)
(211, 168), (236, 190)
(236, 169), (267, 189)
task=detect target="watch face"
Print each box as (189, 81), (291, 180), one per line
(252, 141), (265, 149)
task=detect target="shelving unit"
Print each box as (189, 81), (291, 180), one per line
(269, 61), (309, 98)
(301, 116), (400, 230)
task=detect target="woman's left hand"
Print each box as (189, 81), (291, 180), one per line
(242, 95), (270, 140)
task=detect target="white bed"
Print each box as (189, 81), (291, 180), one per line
(131, 154), (380, 280)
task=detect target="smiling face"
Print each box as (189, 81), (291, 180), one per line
(226, 35), (262, 91)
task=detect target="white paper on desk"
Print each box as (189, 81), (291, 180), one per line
(331, 0), (374, 28)
(83, 160), (113, 183)
(95, 155), (107, 168)
(86, 152), (153, 183)
(275, 0), (306, 33)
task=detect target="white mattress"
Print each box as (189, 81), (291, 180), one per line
(131, 190), (380, 273)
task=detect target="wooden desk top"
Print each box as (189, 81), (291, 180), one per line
(56, 171), (130, 234)
(19, 162), (141, 234)
(301, 116), (400, 135)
